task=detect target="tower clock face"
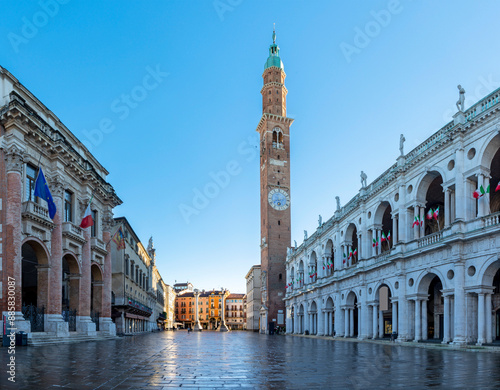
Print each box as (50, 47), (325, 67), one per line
(268, 188), (290, 210)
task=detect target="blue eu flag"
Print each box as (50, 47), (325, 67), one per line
(33, 167), (57, 219)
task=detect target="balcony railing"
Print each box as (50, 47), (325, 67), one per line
(22, 201), (52, 222)
(483, 211), (500, 227)
(62, 221), (84, 239)
(417, 231), (443, 248)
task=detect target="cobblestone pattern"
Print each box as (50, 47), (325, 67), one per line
(2, 332), (500, 389)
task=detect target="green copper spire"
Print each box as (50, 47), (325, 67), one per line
(264, 25), (284, 71)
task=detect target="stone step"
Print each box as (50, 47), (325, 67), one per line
(28, 333), (119, 346)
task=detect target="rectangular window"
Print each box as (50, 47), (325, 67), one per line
(26, 164), (38, 202)
(91, 209), (98, 237)
(64, 190), (73, 222)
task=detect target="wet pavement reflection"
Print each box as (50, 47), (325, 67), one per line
(2, 331), (500, 389)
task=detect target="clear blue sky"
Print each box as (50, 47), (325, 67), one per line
(2, 1), (500, 293)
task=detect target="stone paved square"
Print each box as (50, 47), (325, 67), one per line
(2, 332), (500, 389)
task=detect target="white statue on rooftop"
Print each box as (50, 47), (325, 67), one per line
(456, 84), (465, 112)
(318, 215), (322, 227)
(360, 171), (367, 188)
(399, 134), (406, 156)
(335, 196), (341, 211)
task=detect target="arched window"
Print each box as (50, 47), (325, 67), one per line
(272, 127), (283, 149)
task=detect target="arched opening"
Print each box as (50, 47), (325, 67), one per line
(325, 239), (334, 275)
(345, 224), (358, 266)
(62, 254), (80, 311)
(417, 273), (444, 341)
(21, 240), (50, 332)
(325, 297), (334, 336)
(494, 270), (500, 341)
(381, 205), (393, 252)
(91, 264), (103, 330)
(298, 261), (304, 288)
(480, 260), (500, 343)
(62, 253), (80, 332)
(489, 147), (500, 213)
(346, 291), (358, 337)
(375, 285), (393, 338)
(418, 172), (444, 236)
(272, 128), (283, 149)
(309, 252), (317, 283)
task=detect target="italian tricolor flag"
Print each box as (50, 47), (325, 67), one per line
(80, 195), (94, 229)
(496, 182), (500, 192)
(343, 253), (347, 263)
(473, 185), (489, 199)
(412, 216), (422, 228)
(381, 232), (387, 242)
(386, 231), (391, 241)
(426, 208), (433, 220)
(433, 206), (439, 220)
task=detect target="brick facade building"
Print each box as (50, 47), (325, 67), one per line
(0, 66), (121, 343)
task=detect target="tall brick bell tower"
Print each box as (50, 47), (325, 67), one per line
(257, 28), (293, 334)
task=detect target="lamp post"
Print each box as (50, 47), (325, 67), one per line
(219, 288), (229, 332)
(193, 289), (202, 331)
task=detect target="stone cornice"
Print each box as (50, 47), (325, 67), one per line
(255, 113), (294, 134)
(1, 93), (122, 208)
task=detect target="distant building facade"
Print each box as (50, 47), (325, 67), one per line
(0, 66), (121, 344)
(246, 265), (261, 331)
(174, 282), (193, 294)
(226, 293), (246, 330)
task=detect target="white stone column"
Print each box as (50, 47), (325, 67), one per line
(419, 207), (425, 238)
(193, 290), (202, 331)
(372, 230), (376, 257)
(392, 301), (398, 334)
(422, 299), (428, 341)
(444, 188), (451, 227)
(349, 309), (354, 337)
(414, 299), (421, 342)
(294, 311), (299, 334)
(372, 304), (378, 339)
(477, 174), (485, 217)
(486, 293), (493, 343)
(379, 307), (384, 338)
(344, 308), (349, 338)
(453, 262), (466, 345)
(455, 147), (466, 221)
(356, 306), (360, 337)
(477, 293), (485, 345)
(397, 277), (409, 341)
(414, 206), (420, 240)
(443, 295), (450, 343)
(317, 305), (324, 336)
(392, 215), (398, 245)
(335, 303), (343, 336)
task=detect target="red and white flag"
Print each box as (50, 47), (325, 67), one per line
(80, 193), (94, 229)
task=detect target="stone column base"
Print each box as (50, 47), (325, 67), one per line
(219, 323), (230, 332)
(76, 316), (97, 336)
(5, 311), (31, 333)
(100, 317), (116, 336)
(193, 321), (202, 332)
(46, 314), (69, 337)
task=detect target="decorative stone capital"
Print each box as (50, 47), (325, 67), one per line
(101, 209), (114, 232)
(4, 144), (25, 174)
(49, 175), (66, 199)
